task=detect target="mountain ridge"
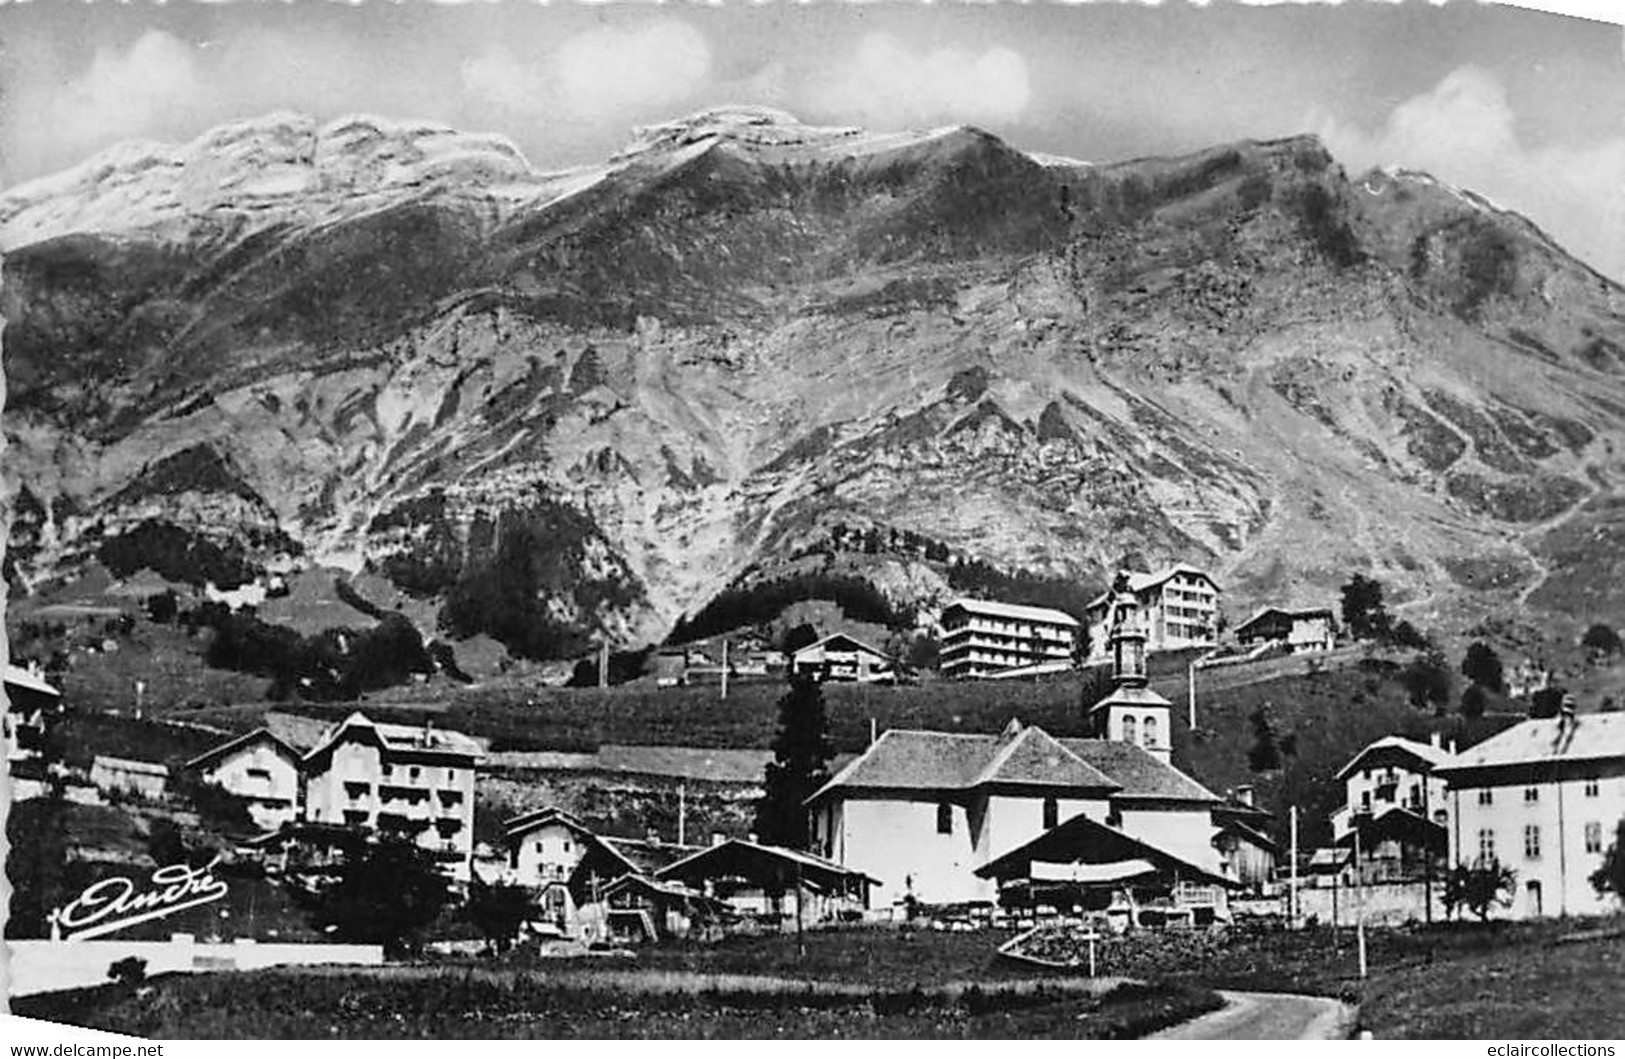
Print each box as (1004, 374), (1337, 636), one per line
(3, 107), (1622, 671)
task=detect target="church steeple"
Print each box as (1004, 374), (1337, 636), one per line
(1088, 577), (1173, 763)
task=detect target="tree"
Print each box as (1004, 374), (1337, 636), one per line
(1384, 620), (1431, 650)
(905, 633), (941, 671)
(1589, 819), (1625, 903)
(292, 837), (452, 957)
(1400, 650), (1452, 710)
(1461, 642), (1506, 694)
(1583, 623), (1622, 658)
(465, 875), (537, 955)
(1441, 862), (1517, 922)
(1530, 686), (1567, 719)
(1341, 574), (1391, 641)
(755, 675), (834, 849)
(1246, 707), (1283, 772)
(780, 623), (821, 656)
(1460, 682), (1488, 720)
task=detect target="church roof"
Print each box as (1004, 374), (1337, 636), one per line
(1088, 685), (1174, 715)
(807, 721), (1218, 804)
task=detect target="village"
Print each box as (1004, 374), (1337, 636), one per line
(8, 559), (1625, 1037)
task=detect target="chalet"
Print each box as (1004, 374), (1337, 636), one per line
(500, 806), (597, 931)
(1234, 607), (1335, 654)
(581, 874), (729, 945)
(1084, 564), (1219, 661)
(301, 712), (483, 880)
(938, 599), (1079, 679)
(186, 728), (304, 830)
(1212, 787), (1280, 892)
(807, 587), (1222, 910)
(1331, 734), (1455, 841)
(789, 633), (892, 683)
(1436, 707), (1625, 919)
(655, 838), (877, 926)
(3, 663), (62, 765)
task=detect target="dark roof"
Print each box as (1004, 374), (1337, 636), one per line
(502, 806), (596, 842)
(791, 633), (890, 660)
(185, 727), (301, 770)
(1057, 739), (1219, 803)
(975, 812), (1238, 888)
(1234, 607), (1333, 636)
(1216, 818), (1281, 855)
(1334, 807), (1447, 854)
(657, 839), (880, 890)
(807, 724), (1120, 801)
(1335, 735), (1455, 780)
(601, 836), (704, 875)
(808, 722), (1218, 804)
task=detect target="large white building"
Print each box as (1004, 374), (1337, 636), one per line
(808, 589), (1224, 909)
(1330, 734), (1456, 841)
(302, 712), (483, 880)
(1436, 709), (1625, 920)
(1084, 564), (1219, 661)
(938, 599), (1079, 679)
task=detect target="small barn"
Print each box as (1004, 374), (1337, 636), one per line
(656, 838), (878, 928)
(90, 755), (170, 801)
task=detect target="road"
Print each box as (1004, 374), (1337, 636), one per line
(1151, 990), (1355, 1040)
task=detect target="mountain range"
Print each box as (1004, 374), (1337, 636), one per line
(4, 105), (1623, 668)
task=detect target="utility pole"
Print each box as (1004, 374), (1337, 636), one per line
(1187, 660), (1197, 730)
(720, 638), (729, 701)
(678, 784), (687, 847)
(1289, 805), (1300, 928)
(598, 643), (608, 689)
(870, 717), (878, 747)
(1356, 829), (1369, 979)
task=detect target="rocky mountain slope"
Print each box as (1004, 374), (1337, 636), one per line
(4, 106), (1623, 664)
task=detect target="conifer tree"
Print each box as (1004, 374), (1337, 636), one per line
(755, 675), (834, 849)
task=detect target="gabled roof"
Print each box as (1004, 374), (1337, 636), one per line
(1216, 818), (1281, 856)
(1335, 735), (1455, 781)
(1057, 739), (1220, 803)
(975, 811), (1238, 888)
(790, 633), (890, 660)
(657, 838), (881, 890)
(1333, 806), (1446, 854)
(806, 721), (1219, 805)
(91, 755), (169, 776)
(502, 806), (596, 842)
(185, 727), (301, 770)
(4, 663), (61, 698)
(1436, 713), (1625, 773)
(1086, 564), (1216, 609)
(304, 711), (483, 767)
(600, 836), (704, 875)
(1234, 607), (1334, 636)
(939, 598), (1080, 627)
(807, 724), (1120, 803)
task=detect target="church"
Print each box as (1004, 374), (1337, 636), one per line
(805, 586), (1233, 912)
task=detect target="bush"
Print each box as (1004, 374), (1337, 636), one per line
(1461, 642), (1506, 694)
(1583, 624), (1622, 657)
(107, 957), (147, 986)
(1460, 683), (1488, 720)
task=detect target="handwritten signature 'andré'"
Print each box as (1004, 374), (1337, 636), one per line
(53, 859), (230, 941)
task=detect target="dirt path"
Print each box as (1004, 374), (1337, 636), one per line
(1149, 990), (1354, 1040)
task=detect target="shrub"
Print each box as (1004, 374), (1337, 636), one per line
(1583, 624), (1622, 657)
(1341, 574), (1391, 641)
(107, 957), (147, 986)
(1461, 642), (1506, 694)
(1460, 683), (1488, 720)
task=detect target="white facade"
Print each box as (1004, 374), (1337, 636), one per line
(1085, 565), (1219, 661)
(1235, 608), (1335, 654)
(1331, 735), (1455, 839)
(939, 599), (1079, 679)
(1439, 713), (1625, 920)
(302, 714), (481, 881)
(190, 732), (302, 831)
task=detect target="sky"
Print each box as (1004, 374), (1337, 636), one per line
(1, 1), (1622, 279)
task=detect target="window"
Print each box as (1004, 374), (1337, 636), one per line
(410, 767), (421, 781)
(1043, 798), (1059, 830)
(246, 768), (271, 781)
(1361, 790), (1371, 811)
(936, 803), (953, 835)
(1477, 829), (1496, 865)
(1585, 822), (1604, 854)
(534, 841), (544, 854)
(383, 764), (394, 778)
(1122, 716), (1138, 744)
(1524, 787), (1539, 804)
(1524, 825), (1541, 861)
(1584, 777), (1600, 798)
(1143, 715), (1159, 748)
(446, 769), (455, 783)
(1477, 789), (1493, 806)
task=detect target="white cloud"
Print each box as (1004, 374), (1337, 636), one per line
(809, 33), (1031, 129)
(1319, 65), (1625, 281)
(461, 48), (551, 114)
(34, 31), (206, 161)
(554, 20), (711, 120)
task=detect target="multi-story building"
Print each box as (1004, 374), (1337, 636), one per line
(938, 599), (1079, 679)
(186, 728), (304, 830)
(1084, 564), (1219, 661)
(1330, 734), (1456, 841)
(789, 633), (893, 683)
(808, 589), (1225, 911)
(1234, 607), (1336, 654)
(1436, 708), (1625, 919)
(302, 712), (483, 881)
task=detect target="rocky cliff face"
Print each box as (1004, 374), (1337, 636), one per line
(4, 106), (1623, 660)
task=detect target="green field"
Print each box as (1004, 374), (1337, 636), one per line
(14, 932), (1221, 1039)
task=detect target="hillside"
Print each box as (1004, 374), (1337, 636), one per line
(3, 105), (1623, 682)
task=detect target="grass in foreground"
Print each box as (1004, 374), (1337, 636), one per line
(14, 966), (1220, 1039)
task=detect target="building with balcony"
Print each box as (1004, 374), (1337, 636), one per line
(1436, 708), (1625, 919)
(302, 712), (483, 880)
(1083, 564), (1219, 661)
(1234, 607), (1336, 654)
(938, 599), (1079, 679)
(789, 633), (893, 683)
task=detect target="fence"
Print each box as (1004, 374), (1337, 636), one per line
(6, 937), (385, 997)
